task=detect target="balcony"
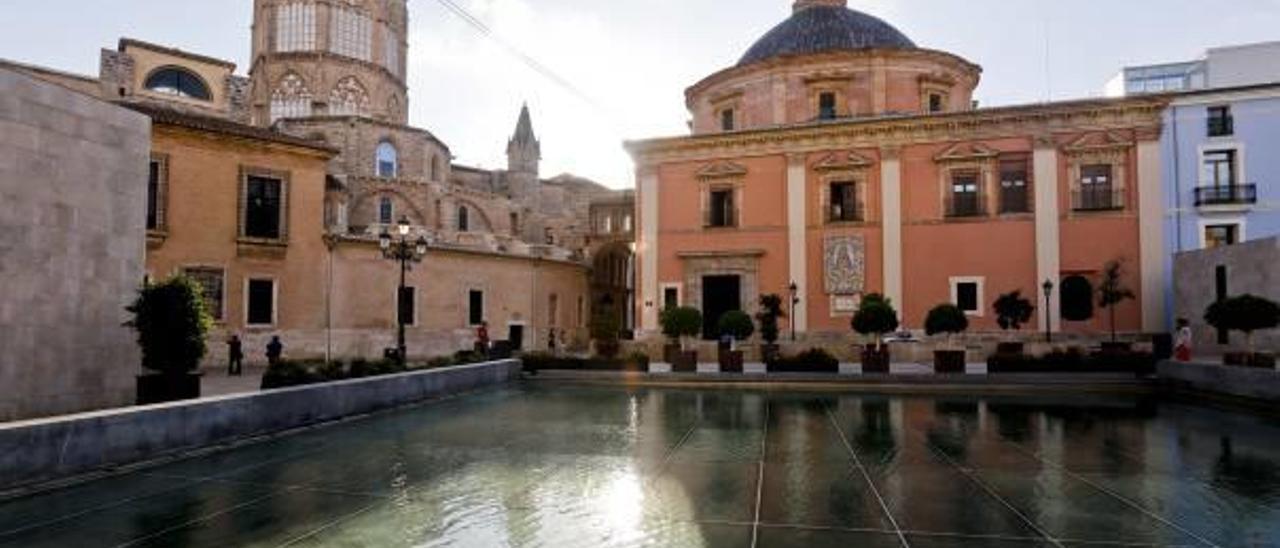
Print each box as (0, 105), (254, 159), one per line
(1194, 184), (1257, 207)
(1071, 188), (1125, 212)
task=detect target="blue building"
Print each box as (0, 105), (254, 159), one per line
(1161, 83), (1280, 326)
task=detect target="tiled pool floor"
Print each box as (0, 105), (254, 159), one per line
(1, 385), (1278, 547)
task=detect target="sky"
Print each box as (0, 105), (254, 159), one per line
(3, 0), (1279, 189)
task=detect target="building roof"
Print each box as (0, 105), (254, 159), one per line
(737, 5), (916, 67)
(120, 101), (338, 154)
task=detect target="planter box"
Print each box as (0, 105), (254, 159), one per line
(933, 350), (966, 374)
(760, 343), (781, 365)
(663, 343), (681, 365)
(995, 342), (1025, 356)
(1100, 341), (1133, 353)
(672, 351), (698, 372)
(861, 345), (890, 373)
(136, 373), (202, 405)
(719, 349), (744, 373)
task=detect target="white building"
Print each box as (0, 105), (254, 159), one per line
(1106, 41), (1280, 97)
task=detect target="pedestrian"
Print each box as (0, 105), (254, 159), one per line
(475, 321), (490, 356)
(548, 328), (558, 355)
(266, 335), (284, 367)
(226, 334), (244, 376)
(1174, 318), (1193, 362)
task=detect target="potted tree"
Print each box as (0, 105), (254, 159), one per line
(126, 276), (211, 404)
(852, 293), (899, 373)
(993, 291), (1035, 356)
(717, 310), (755, 373)
(1097, 260), (1137, 352)
(925, 304), (969, 374)
(591, 305), (621, 358)
(660, 306), (703, 372)
(1205, 294), (1280, 368)
(756, 294), (784, 365)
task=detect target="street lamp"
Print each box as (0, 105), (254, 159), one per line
(380, 216), (430, 365)
(788, 281), (799, 342)
(1042, 279), (1055, 344)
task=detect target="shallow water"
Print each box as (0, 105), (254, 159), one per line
(1, 385), (1278, 547)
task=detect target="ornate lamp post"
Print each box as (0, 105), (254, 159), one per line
(1042, 279), (1055, 344)
(788, 281), (799, 341)
(380, 217), (430, 365)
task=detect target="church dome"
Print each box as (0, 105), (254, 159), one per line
(738, 3), (916, 67)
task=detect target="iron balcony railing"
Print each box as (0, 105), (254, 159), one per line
(1194, 184), (1257, 207)
(1072, 188), (1125, 212)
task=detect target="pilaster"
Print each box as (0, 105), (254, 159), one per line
(638, 168), (660, 333)
(879, 146), (903, 315)
(786, 153), (808, 333)
(1033, 138), (1062, 333)
(1137, 139), (1166, 331)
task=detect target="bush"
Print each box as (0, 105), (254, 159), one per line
(350, 358), (403, 378)
(1098, 260), (1137, 342)
(769, 348), (839, 373)
(426, 356), (455, 369)
(261, 359), (324, 389)
(852, 294), (899, 346)
(660, 307), (703, 343)
(925, 304), (969, 337)
(717, 310), (755, 341)
(125, 276), (212, 375)
(1205, 294), (1280, 353)
(994, 291), (1035, 332)
(756, 294), (784, 345)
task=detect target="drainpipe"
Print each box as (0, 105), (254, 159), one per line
(1172, 104), (1184, 253)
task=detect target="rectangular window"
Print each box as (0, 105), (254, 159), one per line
(828, 181), (859, 222)
(708, 188), (736, 228)
(948, 172), (981, 217)
(663, 286), (679, 310)
(999, 158), (1030, 214)
(928, 93), (944, 113)
(247, 279), (275, 326)
(1076, 164), (1116, 211)
(1207, 106), (1233, 137)
(146, 156), (167, 231)
(1204, 224), (1239, 249)
(720, 108), (735, 131)
(378, 196), (394, 225)
(468, 290), (485, 326)
(244, 174), (284, 239)
(398, 286), (416, 326)
(950, 277), (984, 316)
(183, 267), (224, 322)
(329, 5), (372, 61)
(818, 92), (837, 120)
(1202, 150), (1237, 188)
(275, 3), (317, 52)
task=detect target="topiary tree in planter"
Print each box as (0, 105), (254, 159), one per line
(717, 310), (755, 373)
(925, 304), (969, 374)
(1205, 294), (1280, 367)
(660, 306), (703, 372)
(993, 290), (1035, 355)
(1097, 260), (1137, 347)
(126, 275), (212, 404)
(756, 294), (785, 364)
(852, 294), (899, 373)
(590, 305), (622, 358)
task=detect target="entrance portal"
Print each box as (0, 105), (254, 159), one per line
(701, 275), (741, 339)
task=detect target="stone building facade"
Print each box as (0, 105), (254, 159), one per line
(628, 0), (1168, 344)
(1174, 237), (1280, 354)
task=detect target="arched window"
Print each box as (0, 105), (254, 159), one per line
(375, 141), (397, 178)
(457, 206), (470, 232)
(329, 77), (369, 116)
(1060, 275), (1095, 322)
(270, 73), (312, 123)
(144, 67), (211, 100)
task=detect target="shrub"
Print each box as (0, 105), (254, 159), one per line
(770, 348), (839, 373)
(660, 306), (703, 345)
(1205, 294), (1280, 354)
(317, 360), (347, 381)
(261, 359), (323, 389)
(350, 358), (402, 378)
(426, 356), (455, 369)
(1097, 260), (1137, 343)
(717, 310), (755, 342)
(852, 294), (899, 348)
(993, 291), (1035, 332)
(924, 304), (969, 338)
(756, 294), (784, 345)
(125, 276), (212, 375)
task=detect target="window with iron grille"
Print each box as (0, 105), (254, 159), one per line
(1077, 164), (1116, 211)
(999, 158), (1030, 214)
(949, 172), (981, 217)
(828, 181), (859, 222)
(244, 175), (283, 239)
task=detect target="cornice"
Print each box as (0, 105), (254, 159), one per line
(627, 96), (1169, 166)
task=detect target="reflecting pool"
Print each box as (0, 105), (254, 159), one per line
(1, 385), (1278, 547)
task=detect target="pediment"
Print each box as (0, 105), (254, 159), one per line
(1062, 131), (1133, 152)
(813, 151), (874, 172)
(695, 161), (748, 180)
(934, 142), (999, 163)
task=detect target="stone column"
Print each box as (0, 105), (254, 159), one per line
(786, 153), (808, 333)
(638, 167), (660, 334)
(1033, 138), (1062, 334)
(1137, 138), (1166, 332)
(880, 146), (903, 315)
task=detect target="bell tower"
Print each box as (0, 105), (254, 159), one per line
(505, 104), (542, 204)
(248, 0), (410, 126)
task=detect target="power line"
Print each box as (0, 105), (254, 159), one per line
(432, 0), (601, 109)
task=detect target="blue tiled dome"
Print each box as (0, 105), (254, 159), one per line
(738, 6), (916, 67)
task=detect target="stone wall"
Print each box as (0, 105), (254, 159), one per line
(1173, 237), (1280, 354)
(0, 68), (151, 421)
